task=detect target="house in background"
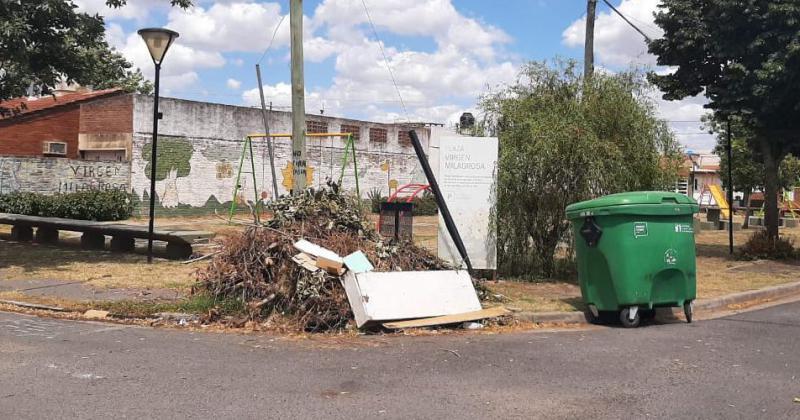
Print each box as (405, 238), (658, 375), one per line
(0, 88), (131, 161)
(675, 152), (723, 203)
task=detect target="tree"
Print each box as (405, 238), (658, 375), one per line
(779, 155), (800, 191)
(482, 60), (682, 278)
(648, 0), (800, 242)
(0, 0), (189, 115)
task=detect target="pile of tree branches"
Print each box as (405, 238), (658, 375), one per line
(195, 183), (450, 331)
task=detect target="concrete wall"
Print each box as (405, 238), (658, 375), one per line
(130, 95), (430, 216)
(0, 156), (129, 195)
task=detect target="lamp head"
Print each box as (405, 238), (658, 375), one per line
(137, 28), (179, 65)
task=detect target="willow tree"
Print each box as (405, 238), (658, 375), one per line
(482, 60), (681, 278)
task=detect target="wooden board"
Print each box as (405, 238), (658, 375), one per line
(382, 307), (510, 329)
(0, 213), (213, 244)
(342, 270), (481, 328)
(292, 253), (319, 272)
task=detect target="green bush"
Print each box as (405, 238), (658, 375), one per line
(739, 230), (796, 260)
(0, 189), (134, 221)
(367, 187), (387, 213)
(411, 190), (438, 215)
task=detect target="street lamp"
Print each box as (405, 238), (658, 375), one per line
(138, 28), (179, 263)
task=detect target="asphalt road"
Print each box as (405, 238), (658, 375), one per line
(1, 303), (799, 419)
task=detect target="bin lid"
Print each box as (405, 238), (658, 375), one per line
(566, 191), (699, 218)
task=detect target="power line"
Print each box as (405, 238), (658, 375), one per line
(600, 0), (652, 42)
(257, 13), (287, 65)
(360, 0), (410, 122)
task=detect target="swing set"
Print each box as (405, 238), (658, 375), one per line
(228, 132), (360, 223)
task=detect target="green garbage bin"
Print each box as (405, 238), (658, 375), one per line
(565, 191), (699, 327)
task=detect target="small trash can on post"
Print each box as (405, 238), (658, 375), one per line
(566, 192), (700, 328)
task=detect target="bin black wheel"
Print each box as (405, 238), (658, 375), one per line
(619, 308), (641, 328)
(684, 301), (693, 323)
(584, 308), (599, 324)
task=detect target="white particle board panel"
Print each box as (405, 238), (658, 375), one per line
(342, 270), (481, 327)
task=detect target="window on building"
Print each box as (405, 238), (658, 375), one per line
(340, 124), (361, 142)
(398, 129), (412, 147)
(369, 127), (387, 143)
(306, 120), (328, 134)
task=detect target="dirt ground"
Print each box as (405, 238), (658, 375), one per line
(1, 214), (799, 315)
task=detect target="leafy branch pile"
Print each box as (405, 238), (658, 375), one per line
(195, 183), (450, 331)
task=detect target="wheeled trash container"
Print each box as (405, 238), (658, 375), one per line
(566, 191), (700, 327)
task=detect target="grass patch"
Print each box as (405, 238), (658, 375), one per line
(89, 294), (245, 318)
(0, 239), (200, 291)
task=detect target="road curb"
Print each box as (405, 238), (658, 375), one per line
(513, 280), (800, 325)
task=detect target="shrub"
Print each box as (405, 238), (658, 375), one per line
(412, 190), (438, 215)
(367, 187), (387, 213)
(0, 189), (134, 221)
(739, 230), (796, 260)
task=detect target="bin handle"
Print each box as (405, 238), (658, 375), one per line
(661, 197), (679, 204)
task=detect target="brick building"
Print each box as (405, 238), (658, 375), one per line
(0, 89), (129, 160)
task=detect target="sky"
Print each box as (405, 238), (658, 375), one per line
(74, 0), (715, 151)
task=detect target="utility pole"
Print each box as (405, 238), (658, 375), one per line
(584, 0), (597, 80)
(289, 0), (306, 194)
(727, 119), (734, 255)
(255, 64), (279, 200)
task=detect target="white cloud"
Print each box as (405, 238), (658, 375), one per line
(311, 0), (510, 60)
(117, 32), (226, 91)
(226, 78), (242, 90)
(74, 0), (167, 21)
(166, 2), (288, 53)
(562, 0), (714, 150)
(233, 1), (518, 123)
(104, 1), (517, 124)
(562, 0), (662, 67)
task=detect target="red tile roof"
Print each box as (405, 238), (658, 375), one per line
(0, 88), (123, 120)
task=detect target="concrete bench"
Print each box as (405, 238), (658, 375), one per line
(0, 213), (213, 259)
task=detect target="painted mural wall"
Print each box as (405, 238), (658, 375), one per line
(130, 95), (430, 216)
(0, 156), (129, 195)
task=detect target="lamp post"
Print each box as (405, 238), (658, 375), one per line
(138, 28), (179, 263)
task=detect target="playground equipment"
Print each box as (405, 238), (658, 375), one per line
(376, 183), (431, 234)
(698, 184), (731, 219)
(229, 132), (359, 222)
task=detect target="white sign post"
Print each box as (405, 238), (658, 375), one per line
(436, 136), (498, 270)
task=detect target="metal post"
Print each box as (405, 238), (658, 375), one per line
(727, 119), (734, 254)
(584, 0), (597, 79)
(289, 0), (307, 194)
(255, 64), (279, 200)
(147, 63), (161, 263)
(408, 130), (473, 273)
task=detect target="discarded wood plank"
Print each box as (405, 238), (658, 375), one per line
(181, 251), (220, 264)
(316, 255), (345, 275)
(292, 253), (319, 272)
(294, 239), (343, 264)
(382, 307), (511, 329)
(0, 299), (66, 312)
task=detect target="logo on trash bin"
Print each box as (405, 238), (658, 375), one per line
(664, 248), (678, 265)
(634, 222), (648, 238)
(675, 224), (693, 233)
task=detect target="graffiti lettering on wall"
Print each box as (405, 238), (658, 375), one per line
(0, 157), (131, 196)
(59, 181), (128, 193)
(69, 164), (121, 178)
